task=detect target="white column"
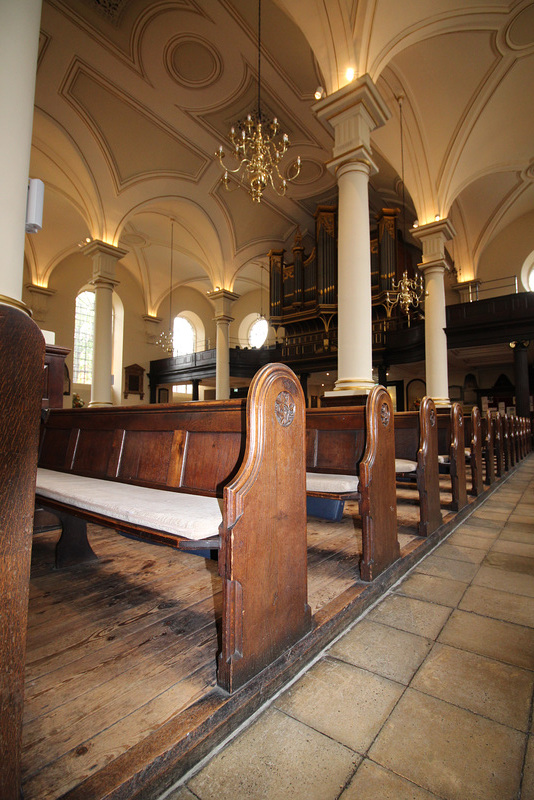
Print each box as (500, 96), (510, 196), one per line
(82, 240), (126, 407)
(208, 289), (239, 400)
(412, 219), (455, 407)
(315, 75), (390, 396)
(0, 0), (42, 308)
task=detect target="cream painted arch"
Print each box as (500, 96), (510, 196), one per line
(274, 0), (354, 93)
(31, 111), (105, 239)
(116, 198), (228, 317)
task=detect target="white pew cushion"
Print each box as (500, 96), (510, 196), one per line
(36, 468), (223, 541)
(395, 458), (417, 473)
(438, 454), (451, 465)
(306, 472), (359, 493)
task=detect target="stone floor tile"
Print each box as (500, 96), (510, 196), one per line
(446, 531), (497, 549)
(366, 594), (452, 639)
(473, 563), (534, 598)
(438, 609), (534, 669)
(368, 689), (525, 800)
(509, 514), (534, 526)
(274, 657), (404, 754)
(395, 571), (467, 607)
(492, 539), (534, 559)
(329, 618), (433, 685)
(339, 759), (439, 800)
(187, 707), (359, 800)
(456, 522), (500, 539)
(410, 642), (534, 730)
(500, 525), (534, 543)
(415, 554), (479, 583)
(434, 543), (486, 564)
(471, 506), (509, 522)
(483, 550), (534, 577)
(459, 584), (534, 628)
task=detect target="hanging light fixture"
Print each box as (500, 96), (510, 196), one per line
(156, 220), (175, 354)
(215, 0), (301, 203)
(384, 94), (424, 326)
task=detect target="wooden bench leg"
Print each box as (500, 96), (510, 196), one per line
(51, 509), (98, 568)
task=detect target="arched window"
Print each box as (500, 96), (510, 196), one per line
(520, 250), (534, 291)
(248, 316), (268, 348)
(173, 315), (195, 356)
(73, 290), (95, 384)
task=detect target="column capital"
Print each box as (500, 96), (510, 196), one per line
(25, 284), (56, 322)
(411, 218), (456, 264)
(417, 259), (449, 276)
(314, 74), (390, 174)
(207, 288), (239, 318)
(81, 239), (127, 281)
(214, 313), (234, 325)
(90, 275), (119, 291)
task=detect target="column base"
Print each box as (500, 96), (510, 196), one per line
(88, 400), (113, 408)
(432, 397), (451, 408)
(326, 378), (376, 395)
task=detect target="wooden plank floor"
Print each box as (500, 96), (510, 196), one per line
(22, 470), (476, 800)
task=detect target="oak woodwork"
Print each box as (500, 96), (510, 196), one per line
(395, 397), (442, 536)
(481, 415), (496, 485)
(464, 406), (484, 496)
(36, 362), (311, 693)
(437, 404), (468, 512)
(306, 386), (399, 582)
(0, 305), (45, 800)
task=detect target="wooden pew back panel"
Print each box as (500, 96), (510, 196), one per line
(306, 407), (366, 474)
(393, 411), (421, 462)
(39, 402), (246, 497)
(306, 390), (399, 582)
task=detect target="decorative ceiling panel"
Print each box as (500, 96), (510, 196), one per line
(65, 63), (208, 187)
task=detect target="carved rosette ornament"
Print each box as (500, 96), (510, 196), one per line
(380, 403), (390, 426)
(275, 391), (296, 427)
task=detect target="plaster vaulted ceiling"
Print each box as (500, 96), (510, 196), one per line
(28, 0), (534, 316)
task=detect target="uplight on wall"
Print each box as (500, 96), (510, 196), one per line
(345, 68), (355, 82)
(25, 178), (44, 233)
(314, 86), (325, 100)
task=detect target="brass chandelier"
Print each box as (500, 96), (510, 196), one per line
(384, 95), (424, 325)
(156, 219), (175, 354)
(215, 0), (301, 203)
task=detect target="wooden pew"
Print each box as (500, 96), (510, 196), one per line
(481, 414), (496, 485)
(514, 416), (523, 462)
(437, 404), (468, 512)
(394, 397), (443, 536)
(504, 413), (515, 469)
(492, 412), (505, 478)
(464, 406), (484, 496)
(305, 385), (399, 582)
(36, 362), (312, 694)
(0, 305), (45, 800)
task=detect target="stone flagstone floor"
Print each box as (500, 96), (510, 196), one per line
(160, 454), (534, 800)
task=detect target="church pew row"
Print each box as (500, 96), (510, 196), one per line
(36, 362), (312, 694)
(305, 385), (400, 582)
(393, 397), (442, 537)
(436, 404), (468, 512)
(463, 406), (484, 496)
